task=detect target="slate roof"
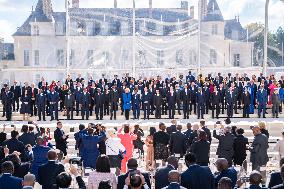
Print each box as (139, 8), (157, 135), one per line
(224, 18), (247, 40)
(203, 0), (224, 21)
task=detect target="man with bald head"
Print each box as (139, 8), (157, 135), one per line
(214, 158), (237, 188)
(155, 156), (179, 189)
(250, 126), (269, 171)
(162, 170), (186, 189)
(38, 150), (65, 189)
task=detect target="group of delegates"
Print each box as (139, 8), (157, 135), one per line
(0, 119), (284, 189)
(1, 71), (284, 121)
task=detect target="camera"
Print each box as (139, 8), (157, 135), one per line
(69, 157), (82, 166)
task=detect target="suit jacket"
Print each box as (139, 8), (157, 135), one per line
(181, 89), (191, 104)
(181, 164), (215, 189)
(167, 92), (176, 106)
(94, 92), (105, 107)
(2, 138), (26, 161)
(0, 173), (22, 189)
(38, 161), (65, 189)
(213, 131), (235, 162)
(202, 126), (212, 143)
(233, 135), (249, 165)
(153, 94), (163, 107)
(250, 133), (269, 166)
(269, 172), (282, 188)
(190, 140), (210, 164)
(64, 94), (75, 108)
(36, 93), (47, 106)
(54, 128), (67, 152)
(10, 85), (21, 98)
(215, 168), (237, 188)
(169, 131), (186, 156)
(155, 164), (175, 189)
(272, 183), (284, 189)
(196, 92), (205, 104)
(242, 93), (251, 106)
(257, 89), (268, 104)
(80, 93), (91, 106)
(211, 91), (220, 105)
(110, 90), (120, 104)
(117, 170), (151, 189)
(19, 132), (36, 146)
(161, 182), (186, 189)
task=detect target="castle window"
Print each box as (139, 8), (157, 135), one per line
(210, 49), (217, 64)
(24, 50), (30, 66)
(34, 50), (39, 66)
(211, 24), (218, 35)
(234, 54), (240, 67)
(55, 22), (64, 35)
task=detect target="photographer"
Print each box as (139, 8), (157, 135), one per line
(80, 127), (106, 169)
(123, 172), (150, 189)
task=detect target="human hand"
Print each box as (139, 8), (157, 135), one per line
(69, 165), (79, 177)
(3, 146), (9, 156)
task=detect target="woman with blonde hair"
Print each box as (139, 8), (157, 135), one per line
(105, 128), (125, 174)
(258, 121), (269, 138)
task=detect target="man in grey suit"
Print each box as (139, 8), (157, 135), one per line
(272, 88), (281, 118)
(250, 126), (269, 171)
(213, 124), (235, 166)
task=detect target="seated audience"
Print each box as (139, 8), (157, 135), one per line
(218, 177), (232, 189)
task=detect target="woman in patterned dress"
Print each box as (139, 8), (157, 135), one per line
(146, 127), (156, 170)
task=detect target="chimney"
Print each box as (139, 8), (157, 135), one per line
(114, 0), (117, 8)
(149, 0), (152, 8)
(181, 1), (189, 10)
(72, 0), (79, 8)
(190, 6), (194, 18)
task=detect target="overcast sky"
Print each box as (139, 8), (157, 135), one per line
(0, 0), (284, 42)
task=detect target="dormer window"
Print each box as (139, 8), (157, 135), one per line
(33, 25), (39, 36)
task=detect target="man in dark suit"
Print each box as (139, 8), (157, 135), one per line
(2, 86), (14, 121)
(109, 85), (120, 120)
(155, 156), (179, 189)
(167, 87), (176, 119)
(169, 125), (186, 157)
(189, 82), (197, 115)
(117, 158), (151, 189)
(21, 82), (32, 98)
(162, 170), (186, 189)
(74, 83), (83, 116)
(196, 87), (205, 119)
(186, 71), (195, 83)
(175, 85), (182, 115)
(132, 89), (141, 119)
(2, 130), (26, 161)
(203, 83), (211, 114)
(64, 90), (75, 120)
(36, 89), (47, 121)
(211, 86), (220, 119)
(242, 90), (251, 118)
(153, 89), (162, 119)
(0, 161), (22, 189)
(112, 74), (121, 87)
(226, 87), (234, 118)
(54, 122), (68, 156)
(80, 88), (91, 120)
(48, 88), (59, 121)
(256, 85), (267, 118)
(10, 81), (21, 112)
(30, 83), (38, 116)
(214, 158), (237, 188)
(94, 88), (105, 120)
(236, 171), (267, 189)
(38, 150), (65, 189)
(213, 125), (235, 166)
(142, 87), (151, 120)
(181, 84), (191, 119)
(181, 153), (215, 189)
(200, 120), (212, 143)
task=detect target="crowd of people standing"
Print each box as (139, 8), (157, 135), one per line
(1, 72), (284, 121)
